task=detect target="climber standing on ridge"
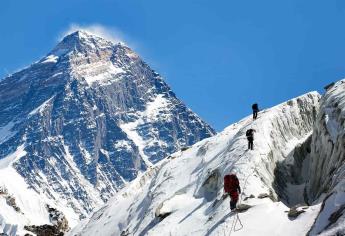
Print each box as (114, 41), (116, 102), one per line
(246, 129), (256, 150)
(224, 174), (241, 211)
(252, 103), (259, 120)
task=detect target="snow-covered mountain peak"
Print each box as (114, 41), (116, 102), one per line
(50, 30), (115, 56)
(40, 30), (142, 86)
(0, 31), (215, 235)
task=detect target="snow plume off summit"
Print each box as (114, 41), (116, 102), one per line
(0, 30), (215, 235)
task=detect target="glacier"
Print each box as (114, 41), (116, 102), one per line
(70, 78), (345, 236)
(307, 80), (345, 235)
(69, 91), (323, 236)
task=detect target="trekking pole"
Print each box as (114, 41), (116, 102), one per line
(228, 212), (238, 236)
(228, 158), (261, 236)
(234, 213), (243, 231)
(221, 212), (231, 236)
(231, 211), (244, 234)
(239, 152), (268, 203)
(223, 223), (227, 236)
(229, 206), (243, 235)
(229, 143), (270, 236)
(231, 153), (269, 235)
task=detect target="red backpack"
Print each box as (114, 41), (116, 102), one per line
(224, 174), (239, 193)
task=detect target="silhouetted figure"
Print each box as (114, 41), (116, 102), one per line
(224, 174), (241, 211)
(246, 129), (256, 150)
(252, 103), (259, 120)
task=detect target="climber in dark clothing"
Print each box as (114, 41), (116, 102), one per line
(252, 103), (259, 120)
(224, 174), (241, 211)
(246, 129), (256, 150)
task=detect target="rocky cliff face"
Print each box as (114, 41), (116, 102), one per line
(0, 30), (215, 234)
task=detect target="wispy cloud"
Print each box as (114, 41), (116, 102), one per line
(59, 23), (131, 46)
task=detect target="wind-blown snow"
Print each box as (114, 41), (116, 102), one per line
(72, 61), (125, 85)
(62, 144), (104, 207)
(0, 122), (17, 145)
(324, 107), (341, 143)
(120, 94), (172, 167)
(120, 120), (151, 167)
(28, 96), (55, 116)
(145, 94), (172, 121)
(69, 92), (321, 236)
(0, 145), (26, 169)
(41, 55), (59, 64)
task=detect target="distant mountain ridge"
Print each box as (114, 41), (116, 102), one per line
(0, 30), (215, 233)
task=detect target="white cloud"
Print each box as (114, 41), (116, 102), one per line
(59, 23), (129, 45)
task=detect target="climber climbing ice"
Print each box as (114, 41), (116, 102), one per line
(246, 129), (256, 150)
(252, 103), (259, 120)
(223, 174), (241, 211)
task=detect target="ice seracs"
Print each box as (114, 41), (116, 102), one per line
(70, 80), (345, 236)
(69, 91), (322, 236)
(306, 79), (345, 235)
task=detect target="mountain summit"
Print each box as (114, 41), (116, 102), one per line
(50, 30), (121, 58)
(0, 30), (215, 234)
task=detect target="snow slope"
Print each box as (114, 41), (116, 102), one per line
(69, 92), (321, 236)
(0, 151), (79, 236)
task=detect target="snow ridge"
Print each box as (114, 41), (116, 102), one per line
(69, 92), (321, 236)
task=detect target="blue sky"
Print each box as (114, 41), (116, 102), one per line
(1, 0), (345, 131)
